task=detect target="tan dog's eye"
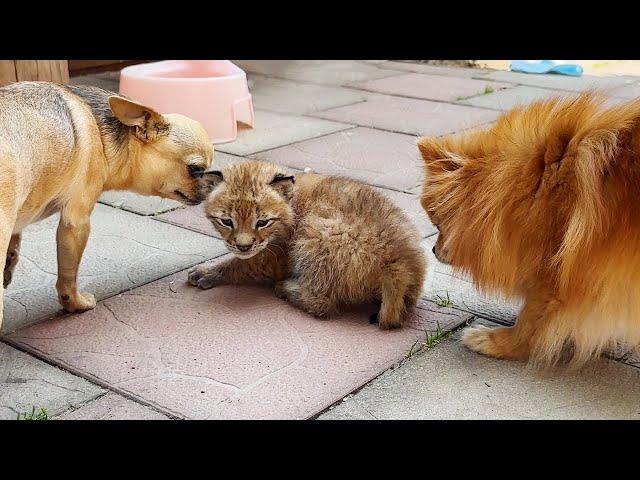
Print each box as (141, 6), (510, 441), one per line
(188, 165), (205, 178)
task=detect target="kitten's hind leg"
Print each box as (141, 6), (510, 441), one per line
(275, 278), (337, 318)
(377, 277), (410, 330)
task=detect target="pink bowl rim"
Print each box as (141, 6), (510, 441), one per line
(120, 60), (247, 83)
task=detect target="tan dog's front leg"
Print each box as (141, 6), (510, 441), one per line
(56, 216), (96, 313)
(4, 233), (21, 288)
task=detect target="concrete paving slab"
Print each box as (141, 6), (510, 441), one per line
(250, 127), (424, 193)
(477, 70), (634, 92)
(421, 236), (520, 325)
(70, 71), (120, 92)
(98, 191), (183, 216)
(215, 110), (353, 156)
(7, 263), (472, 419)
(247, 74), (370, 115)
(350, 73), (512, 102)
(55, 392), (169, 420)
(377, 62), (491, 77)
(311, 94), (500, 136)
(458, 85), (566, 111)
(319, 318), (640, 420)
(2, 204), (227, 334)
(0, 342), (105, 420)
(232, 60), (405, 86)
(608, 82), (640, 99)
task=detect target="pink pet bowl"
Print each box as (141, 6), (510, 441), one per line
(119, 60), (254, 143)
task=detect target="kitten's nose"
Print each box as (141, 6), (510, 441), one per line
(236, 242), (254, 252)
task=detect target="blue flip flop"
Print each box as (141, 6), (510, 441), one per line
(510, 60), (583, 77)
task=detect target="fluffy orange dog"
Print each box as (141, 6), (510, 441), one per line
(419, 92), (640, 367)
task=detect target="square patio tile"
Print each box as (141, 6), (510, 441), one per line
(247, 74), (369, 115)
(310, 95), (500, 136)
(250, 127), (424, 192)
(0, 342), (105, 420)
(377, 61), (491, 77)
(232, 60), (404, 86)
(477, 70), (634, 92)
(350, 73), (512, 102)
(70, 71), (120, 92)
(608, 82), (640, 99)
(98, 191), (183, 216)
(8, 263), (472, 419)
(458, 85), (567, 111)
(55, 392), (169, 420)
(421, 237), (520, 325)
(2, 204), (227, 334)
(215, 110), (354, 156)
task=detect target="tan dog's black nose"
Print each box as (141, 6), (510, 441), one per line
(432, 246), (436, 255)
(236, 243), (254, 252)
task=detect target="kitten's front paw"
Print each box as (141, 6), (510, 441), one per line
(188, 265), (224, 289)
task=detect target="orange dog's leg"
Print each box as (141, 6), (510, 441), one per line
(462, 293), (552, 361)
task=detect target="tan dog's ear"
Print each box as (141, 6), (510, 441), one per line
(418, 136), (463, 174)
(269, 174), (295, 201)
(109, 96), (170, 142)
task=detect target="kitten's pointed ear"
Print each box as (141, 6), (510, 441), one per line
(418, 137), (463, 174)
(202, 170), (224, 190)
(109, 96), (170, 143)
(269, 173), (295, 201)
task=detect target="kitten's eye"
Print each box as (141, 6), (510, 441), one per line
(256, 219), (275, 229)
(216, 218), (234, 228)
(188, 165), (205, 178)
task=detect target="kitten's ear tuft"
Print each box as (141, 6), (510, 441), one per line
(269, 174), (295, 201)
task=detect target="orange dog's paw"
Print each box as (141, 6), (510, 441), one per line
(462, 325), (529, 360)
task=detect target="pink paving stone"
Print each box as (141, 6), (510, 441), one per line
(350, 73), (512, 102)
(251, 127), (424, 192)
(609, 83), (640, 99)
(8, 262), (471, 420)
(155, 185), (436, 239)
(310, 94), (500, 136)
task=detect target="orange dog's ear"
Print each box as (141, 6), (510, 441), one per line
(418, 137), (464, 174)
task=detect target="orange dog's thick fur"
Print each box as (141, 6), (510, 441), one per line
(419, 92), (640, 367)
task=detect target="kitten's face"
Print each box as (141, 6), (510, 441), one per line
(203, 161), (295, 259)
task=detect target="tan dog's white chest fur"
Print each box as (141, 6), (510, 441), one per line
(0, 81), (217, 331)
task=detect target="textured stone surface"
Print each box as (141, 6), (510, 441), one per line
(458, 85), (566, 111)
(377, 62), (491, 77)
(0, 342), (104, 420)
(8, 264), (472, 419)
(216, 110), (353, 156)
(609, 82), (640, 99)
(311, 95), (500, 136)
(232, 60), (404, 85)
(70, 71), (120, 92)
(421, 237), (520, 325)
(251, 127), (424, 193)
(477, 70), (634, 92)
(98, 191), (182, 216)
(2, 204), (227, 333)
(247, 74), (369, 114)
(319, 318), (640, 420)
(56, 392), (169, 420)
(351, 73), (512, 102)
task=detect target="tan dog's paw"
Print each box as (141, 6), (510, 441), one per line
(462, 325), (497, 355)
(188, 265), (223, 289)
(60, 292), (97, 313)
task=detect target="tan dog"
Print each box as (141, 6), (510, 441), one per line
(0, 81), (216, 329)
